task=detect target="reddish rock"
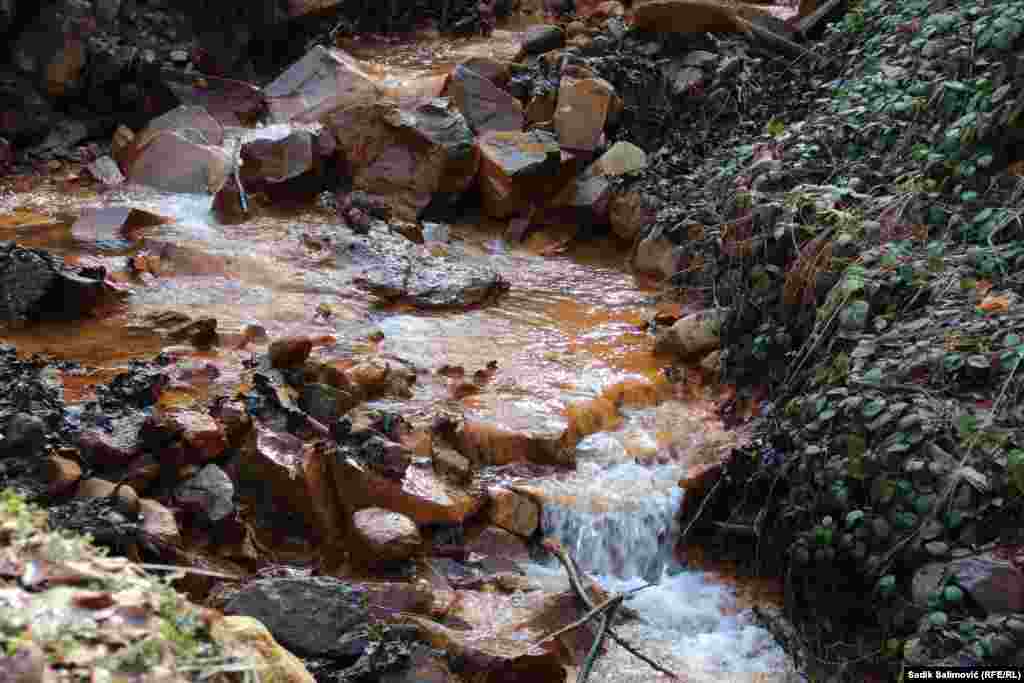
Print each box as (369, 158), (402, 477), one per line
(610, 188), (662, 243)
(477, 130), (569, 219)
(76, 478), (140, 517)
(452, 419), (568, 467)
(326, 100), (479, 222)
(127, 130), (232, 195)
(331, 457), (483, 526)
(139, 498), (181, 545)
(45, 455), (82, 496)
(632, 0), (776, 33)
(459, 58), (512, 89)
(524, 90), (557, 125)
(264, 46), (381, 124)
(447, 64), (523, 135)
(71, 207), (166, 244)
(149, 409), (228, 463)
(77, 413), (148, 468)
(269, 336), (314, 369)
(487, 487), (540, 538)
(467, 526), (531, 562)
(554, 76), (616, 153)
(240, 128), (317, 185)
(351, 507), (423, 565)
(137, 105), (225, 148)
(160, 73), (266, 127)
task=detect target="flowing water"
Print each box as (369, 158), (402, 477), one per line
(0, 22), (801, 682)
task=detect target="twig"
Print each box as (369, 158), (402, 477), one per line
(138, 563), (244, 581)
(679, 474), (724, 544)
(534, 593), (624, 647)
(578, 599), (622, 683)
(544, 540), (681, 680)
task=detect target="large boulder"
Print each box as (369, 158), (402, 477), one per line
(554, 76), (616, 153)
(224, 577), (372, 658)
(326, 100), (479, 221)
(447, 64), (523, 135)
(265, 46), (381, 124)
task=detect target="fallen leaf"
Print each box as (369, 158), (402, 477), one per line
(979, 294), (1010, 314)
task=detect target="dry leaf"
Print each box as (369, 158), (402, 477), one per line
(979, 294), (1010, 314)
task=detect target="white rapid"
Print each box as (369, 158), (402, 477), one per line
(532, 406), (802, 683)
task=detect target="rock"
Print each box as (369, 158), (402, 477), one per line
(949, 553), (1024, 615)
(269, 336), (313, 369)
(433, 446), (472, 482)
(467, 526), (531, 563)
(45, 455), (83, 496)
(167, 317), (218, 348)
(546, 141), (646, 221)
(160, 73), (267, 128)
(224, 577), (372, 658)
(138, 105), (225, 147)
(487, 487), (540, 537)
(127, 130), (232, 195)
(447, 65), (524, 135)
(352, 507), (423, 564)
(211, 616), (315, 683)
(670, 66), (704, 96)
(525, 90), (558, 125)
(609, 190), (661, 243)
(326, 100), (479, 222)
(355, 248), (508, 309)
(240, 128), (316, 185)
(86, 157), (125, 186)
(71, 207), (166, 245)
(554, 76), (616, 153)
(146, 408), (228, 464)
(74, 478), (139, 518)
(3, 413), (46, 458)
(459, 58), (512, 89)
(632, 0), (773, 34)
(403, 615), (565, 683)
(631, 224), (683, 279)
(300, 382), (358, 426)
(655, 310), (723, 359)
(0, 71), (57, 145)
(11, 0), (94, 98)
(477, 129), (565, 219)
(451, 418), (568, 467)
(234, 430), (342, 546)
(331, 456), (483, 526)
(0, 243), (112, 323)
(265, 46), (381, 124)
(521, 25), (565, 55)
(174, 464), (235, 526)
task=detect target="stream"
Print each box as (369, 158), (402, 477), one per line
(0, 22), (802, 683)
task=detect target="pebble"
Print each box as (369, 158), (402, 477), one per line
(170, 49), (189, 64)
(924, 541), (950, 558)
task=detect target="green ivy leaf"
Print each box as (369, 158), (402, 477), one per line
(863, 399), (886, 418)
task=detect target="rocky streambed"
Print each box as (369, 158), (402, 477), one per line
(0, 5), (813, 682)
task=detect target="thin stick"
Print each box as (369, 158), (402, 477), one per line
(534, 594), (624, 647)
(138, 563), (244, 581)
(544, 540), (681, 680)
(578, 600), (622, 683)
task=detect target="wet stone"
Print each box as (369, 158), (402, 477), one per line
(352, 507), (423, 565)
(174, 464), (235, 526)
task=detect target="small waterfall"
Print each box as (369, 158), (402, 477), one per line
(540, 461), (682, 582)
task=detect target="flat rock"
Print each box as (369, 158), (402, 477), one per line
(355, 247), (508, 310)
